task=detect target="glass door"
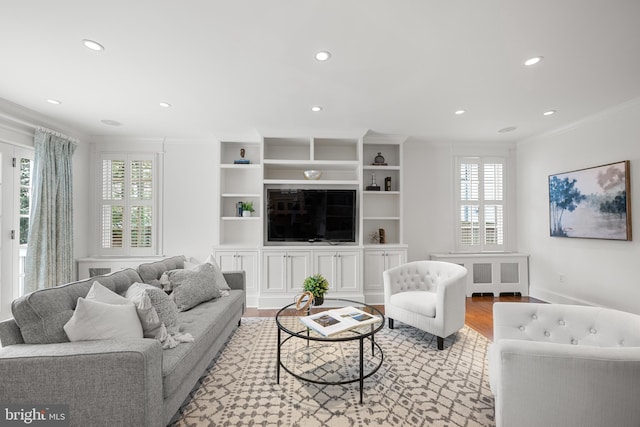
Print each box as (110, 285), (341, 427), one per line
(0, 143), (33, 320)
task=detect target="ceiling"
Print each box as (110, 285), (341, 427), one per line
(1, 0), (640, 143)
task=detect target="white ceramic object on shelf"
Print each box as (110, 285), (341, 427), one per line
(303, 170), (322, 180)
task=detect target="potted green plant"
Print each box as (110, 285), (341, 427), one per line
(302, 274), (329, 306)
(241, 201), (255, 217)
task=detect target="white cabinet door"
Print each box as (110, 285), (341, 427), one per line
(385, 250), (405, 271)
(262, 251), (287, 293)
(286, 251), (311, 293)
(335, 251), (360, 293)
(262, 250), (311, 294)
(363, 248), (407, 303)
(314, 251), (337, 292)
(234, 251), (258, 294)
(314, 250), (360, 294)
(215, 251), (238, 272)
(363, 250), (386, 292)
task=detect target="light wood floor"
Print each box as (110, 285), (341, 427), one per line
(244, 294), (544, 342)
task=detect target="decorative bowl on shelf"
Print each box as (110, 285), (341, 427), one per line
(303, 170), (322, 180)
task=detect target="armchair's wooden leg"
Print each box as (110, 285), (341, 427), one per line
(389, 318), (394, 329)
(437, 336), (444, 350)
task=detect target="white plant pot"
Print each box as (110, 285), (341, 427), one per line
(242, 211), (252, 217)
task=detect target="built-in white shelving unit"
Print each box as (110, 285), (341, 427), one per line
(218, 141), (262, 247)
(214, 132), (407, 308)
(361, 137), (404, 246)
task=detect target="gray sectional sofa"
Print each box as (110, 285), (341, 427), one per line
(0, 255), (246, 427)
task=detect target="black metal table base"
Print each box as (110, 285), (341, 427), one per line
(275, 299), (385, 405)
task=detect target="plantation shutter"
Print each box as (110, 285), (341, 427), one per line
(483, 162), (504, 247)
(459, 162), (480, 246)
(101, 159), (125, 249)
(130, 160), (153, 248)
(456, 157), (506, 251)
(100, 154), (156, 255)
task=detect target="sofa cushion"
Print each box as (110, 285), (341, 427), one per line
(390, 291), (437, 318)
(64, 297), (143, 341)
(161, 289), (244, 399)
(11, 268), (143, 344)
(138, 256), (187, 284)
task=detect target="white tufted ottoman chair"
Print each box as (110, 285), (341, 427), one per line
(383, 260), (467, 350)
(489, 302), (640, 427)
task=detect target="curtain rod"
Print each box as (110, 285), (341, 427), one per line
(0, 112), (80, 144)
(36, 126), (79, 144)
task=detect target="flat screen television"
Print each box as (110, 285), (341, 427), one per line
(266, 189), (357, 243)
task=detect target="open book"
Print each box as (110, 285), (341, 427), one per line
(299, 306), (381, 337)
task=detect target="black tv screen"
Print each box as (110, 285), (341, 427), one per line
(267, 189), (356, 243)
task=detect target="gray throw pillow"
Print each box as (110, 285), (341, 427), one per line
(205, 254), (231, 291)
(128, 282), (180, 335)
(167, 263), (221, 311)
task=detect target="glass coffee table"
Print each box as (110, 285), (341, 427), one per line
(275, 298), (385, 404)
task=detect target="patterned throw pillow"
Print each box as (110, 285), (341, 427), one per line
(125, 284), (162, 338)
(127, 282), (180, 335)
(167, 263), (221, 311)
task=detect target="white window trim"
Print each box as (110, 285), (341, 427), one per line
(455, 155), (507, 253)
(92, 147), (163, 257)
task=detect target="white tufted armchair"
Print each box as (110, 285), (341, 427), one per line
(383, 260), (467, 350)
(489, 302), (640, 427)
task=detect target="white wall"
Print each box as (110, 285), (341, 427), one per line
(403, 141), (455, 260)
(403, 139), (517, 261)
(162, 139), (218, 262)
(72, 141), (90, 260)
(517, 98), (640, 314)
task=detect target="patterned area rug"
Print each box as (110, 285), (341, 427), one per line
(170, 318), (495, 426)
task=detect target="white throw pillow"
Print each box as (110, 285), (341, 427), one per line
(64, 298), (143, 341)
(86, 281), (129, 305)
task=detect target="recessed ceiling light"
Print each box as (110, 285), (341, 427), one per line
(159, 102), (171, 108)
(524, 56), (543, 66)
(498, 126), (517, 133)
(455, 109), (466, 115)
(315, 51), (331, 61)
(82, 39), (105, 51)
(47, 99), (61, 105)
(311, 106), (322, 112)
(543, 110), (556, 116)
(101, 119), (122, 126)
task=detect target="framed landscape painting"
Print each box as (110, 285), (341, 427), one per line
(548, 160), (631, 240)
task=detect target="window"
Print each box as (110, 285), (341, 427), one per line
(456, 157), (505, 251)
(99, 154), (157, 255)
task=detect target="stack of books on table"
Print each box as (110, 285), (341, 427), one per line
(299, 306), (381, 337)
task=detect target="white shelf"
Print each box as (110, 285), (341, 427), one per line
(263, 179), (360, 186)
(363, 165), (400, 171)
(221, 193), (261, 198)
(220, 163), (261, 169)
(363, 216), (401, 221)
(263, 159), (359, 169)
(363, 191), (400, 195)
(221, 216), (261, 221)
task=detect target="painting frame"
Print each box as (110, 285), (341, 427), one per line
(548, 160), (631, 241)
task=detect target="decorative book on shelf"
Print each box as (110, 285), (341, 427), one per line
(233, 159), (251, 164)
(299, 306), (381, 337)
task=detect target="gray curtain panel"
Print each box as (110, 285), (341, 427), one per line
(24, 128), (77, 292)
